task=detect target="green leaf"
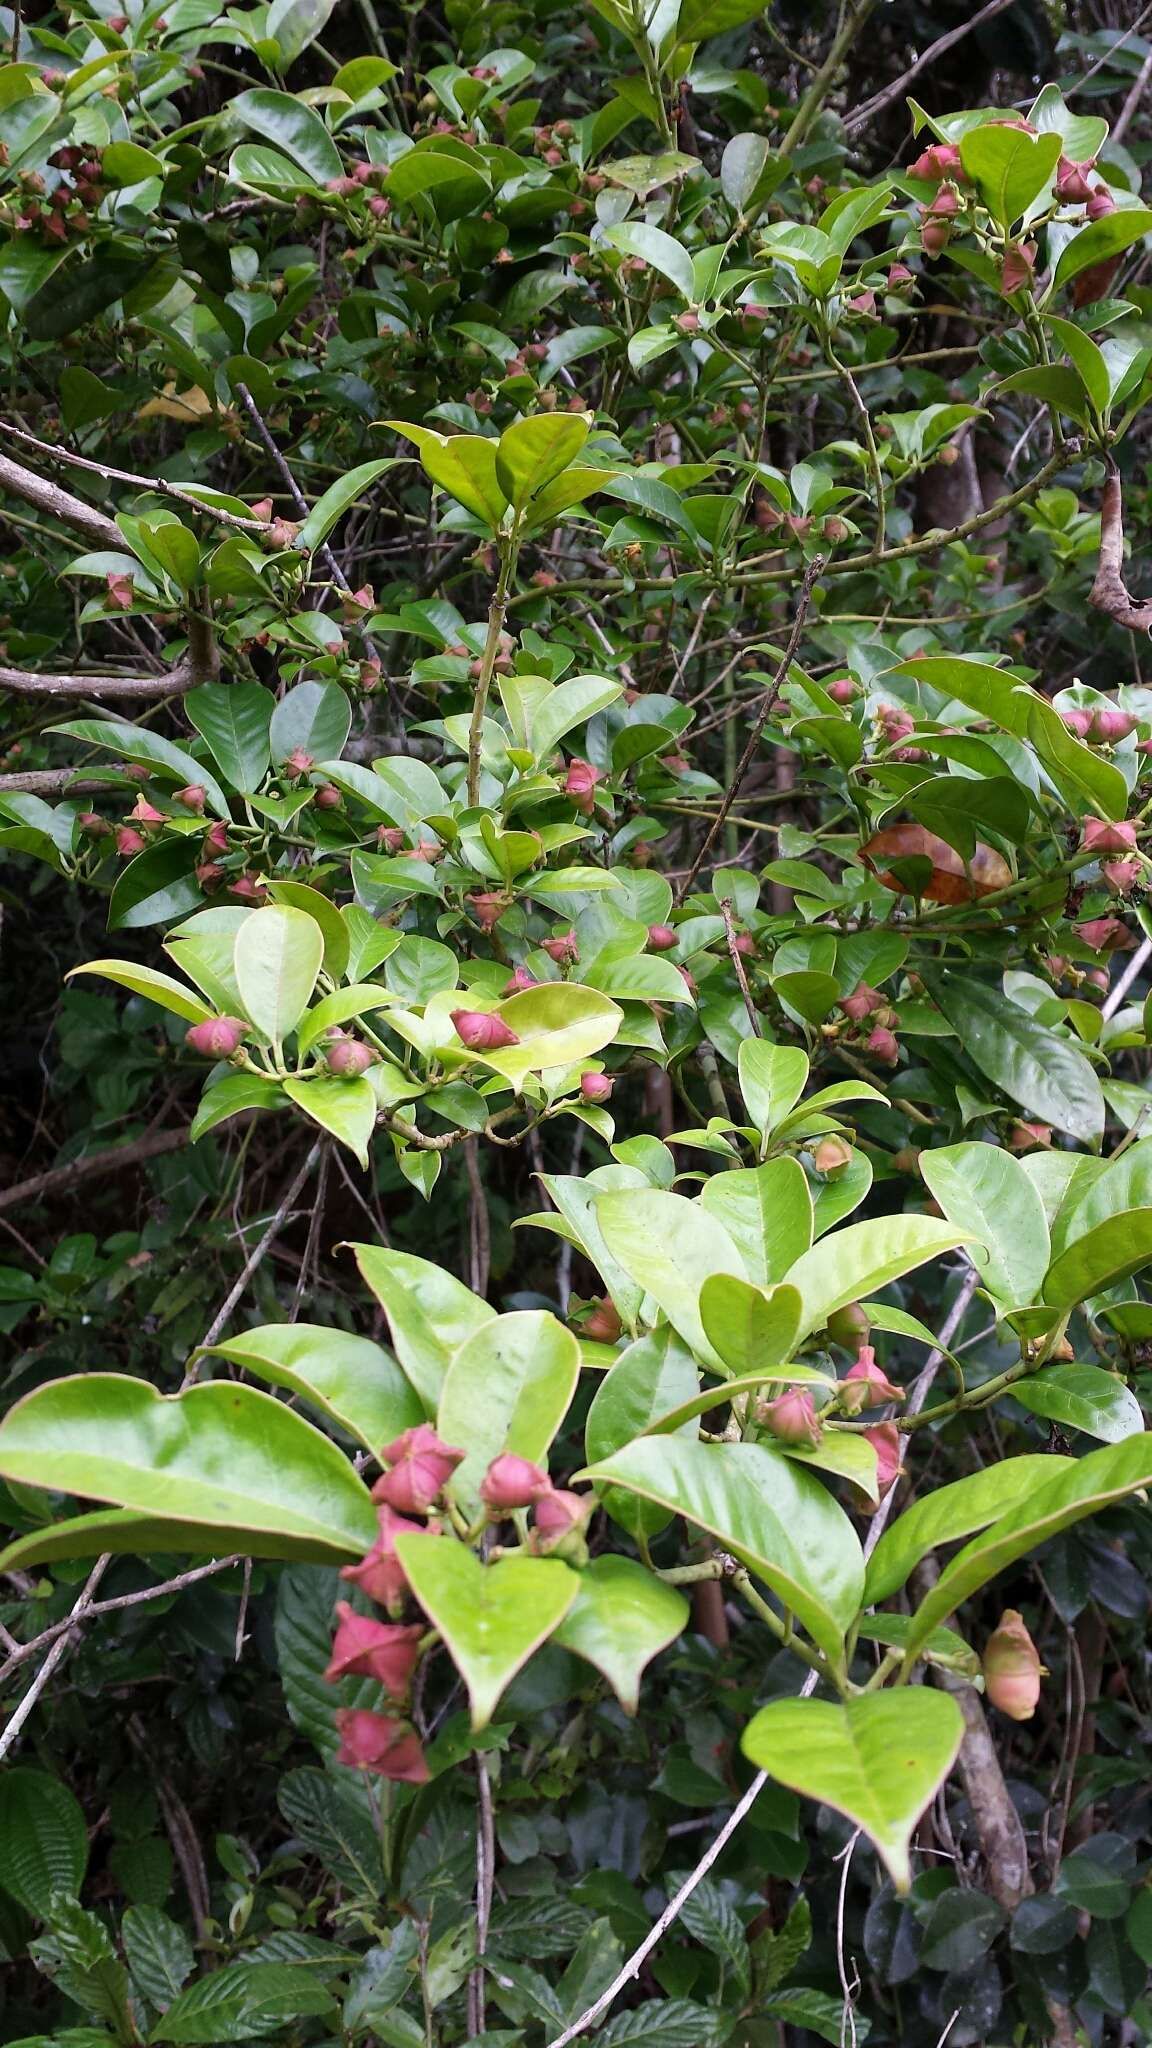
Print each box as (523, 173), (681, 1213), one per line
(438, 1310), (581, 1510)
(269, 679), (352, 765)
(122, 1907), (195, 2010)
(697, 1276), (805, 1377)
(139, 520), (200, 594)
(904, 1434), (1152, 1659)
(393, 1537), (578, 1728)
(699, 1158), (812, 1287)
(918, 1143), (1049, 1306)
(52, 717), (229, 819)
(190, 1072), (285, 1142)
(495, 414), (591, 511)
(552, 1555), (687, 1712)
(958, 124), (1061, 226)
(676, 0), (766, 42)
(1054, 207), (1152, 290)
(102, 140), (165, 184)
(0, 1377), (375, 1560)
(151, 1959), (336, 2042)
(200, 1323), (423, 1452)
(65, 958), (211, 1026)
(738, 1038), (809, 1143)
(298, 460), (397, 552)
(386, 422), (508, 530)
(864, 1455), (1072, 1605)
(109, 840), (205, 932)
(740, 1692), (964, 1891)
(277, 1767), (380, 1893)
(185, 681), (273, 793)
(282, 1072), (377, 1167)
(266, 0), (338, 65)
(594, 1188), (747, 1369)
(481, 983), (624, 1086)
(1044, 1211), (1152, 1309)
(604, 222), (695, 302)
(584, 1327), (700, 1537)
(644, 1358), (834, 1434)
(785, 1216), (971, 1341)
(231, 87), (343, 182)
(0, 1507), (339, 1573)
(921, 971), (1105, 1145)
(348, 1243), (495, 1411)
(0, 1771), (88, 1916)
(275, 1564), (363, 1759)
(579, 1436), (864, 1668)
(1010, 1363), (1144, 1441)
(234, 904), (324, 1042)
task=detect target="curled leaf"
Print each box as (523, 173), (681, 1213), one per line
(861, 824), (1012, 903)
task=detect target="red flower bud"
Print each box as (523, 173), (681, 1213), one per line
(451, 1009), (520, 1052)
(250, 498), (274, 522)
(759, 1386), (822, 1448)
(812, 1135), (853, 1175)
(840, 981), (883, 1022)
(325, 1603), (424, 1696)
(907, 142), (963, 183)
(195, 862), (224, 890)
(647, 924), (678, 952)
(185, 1015), (246, 1058)
(314, 785), (342, 810)
(341, 1504), (422, 1614)
(467, 891), (507, 931)
(982, 1609), (1044, 1720)
(565, 757), (600, 814)
(864, 1420), (902, 1493)
(203, 820), (230, 855)
(479, 1453), (551, 1512)
(105, 570), (134, 611)
(175, 784), (206, 813)
(1076, 916), (1132, 952)
(229, 874), (266, 903)
(582, 1296), (622, 1343)
(78, 811), (110, 837)
(927, 182), (960, 218)
(333, 1708), (429, 1781)
(341, 584), (374, 619)
(503, 965), (538, 994)
(373, 1424), (465, 1516)
(839, 1345), (905, 1414)
(1055, 157), (1095, 204)
(865, 1024), (900, 1063)
(827, 676), (856, 703)
(542, 930), (579, 966)
(532, 1487), (593, 1559)
(580, 1071), (614, 1103)
(323, 1034), (377, 1077)
(115, 825), (146, 857)
(1000, 241), (1036, 294)
(283, 748), (314, 778)
(920, 216), (951, 257)
(1082, 817), (1136, 854)
(1086, 184), (1116, 219)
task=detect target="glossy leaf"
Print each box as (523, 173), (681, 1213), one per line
(864, 1455), (1072, 1605)
(438, 1309), (581, 1509)
(594, 1189), (748, 1369)
(0, 1377), (375, 1559)
(580, 1435), (864, 1667)
(741, 1692), (964, 1891)
(697, 1276), (805, 1376)
(0, 1770), (88, 1915)
(394, 1535), (578, 1728)
(1010, 1363), (1144, 1441)
(297, 460), (396, 553)
(1044, 1210), (1152, 1309)
(348, 1243), (495, 1410)
(234, 904), (324, 1042)
(282, 1072), (377, 1167)
(52, 718), (229, 819)
(552, 1555), (687, 1712)
(386, 422), (508, 529)
(495, 413), (591, 510)
(921, 971), (1105, 1146)
(231, 88), (343, 182)
(480, 983), (624, 1086)
(185, 681), (273, 793)
(65, 958), (211, 1025)
(584, 1326), (699, 1537)
(919, 1143), (1049, 1305)
(785, 1216), (971, 1341)
(199, 1323), (424, 1450)
(698, 1157), (812, 1286)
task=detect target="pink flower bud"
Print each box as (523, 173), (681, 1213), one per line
(479, 1453), (551, 1512)
(1091, 706), (1137, 745)
(325, 1603), (424, 1696)
(907, 142), (963, 183)
(283, 748), (314, 779)
(812, 1135), (853, 1175)
(467, 891), (507, 931)
(580, 1071), (614, 1103)
(169, 782), (205, 815)
(583, 1296), (622, 1343)
(1006, 1120), (1052, 1152)
(323, 1034), (377, 1077)
(565, 758), (599, 814)
(532, 1487), (593, 1559)
(451, 1009), (520, 1052)
(927, 182), (960, 218)
(105, 570), (134, 611)
(1000, 241), (1036, 294)
(1082, 817), (1136, 854)
(887, 263), (915, 289)
(341, 1504), (422, 1614)
(503, 966), (538, 995)
(229, 874), (266, 903)
(839, 1345), (905, 1414)
(982, 1609), (1044, 1720)
(1103, 859), (1141, 894)
(376, 825), (405, 852)
(827, 676), (856, 703)
(920, 216), (951, 257)
(203, 820), (230, 855)
(250, 498), (274, 522)
(1055, 157), (1095, 204)
(647, 924), (678, 951)
(195, 862), (224, 890)
(1060, 706), (1093, 738)
(185, 1015), (246, 1058)
(115, 825), (146, 857)
(865, 1025), (899, 1064)
(372, 1424), (465, 1516)
(1087, 184), (1116, 219)
(840, 981), (883, 1023)
(864, 1420), (902, 1493)
(129, 797), (165, 826)
(341, 583), (374, 619)
(314, 785), (342, 810)
(1076, 916), (1132, 952)
(542, 930), (578, 966)
(759, 1386), (822, 1448)
(78, 811), (110, 837)
(333, 1708), (429, 1781)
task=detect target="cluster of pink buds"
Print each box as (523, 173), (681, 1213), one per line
(1080, 817), (1142, 898)
(1060, 703), (1138, 746)
(839, 982), (901, 1065)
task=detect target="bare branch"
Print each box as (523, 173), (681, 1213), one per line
(0, 656), (199, 700)
(0, 1125), (195, 1215)
(1090, 460), (1152, 634)
(844, 0), (1016, 135)
(0, 449), (122, 551)
(0, 422), (272, 536)
(0, 1557), (110, 1763)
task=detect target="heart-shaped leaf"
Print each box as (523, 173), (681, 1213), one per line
(198, 1323), (424, 1453)
(438, 1309), (581, 1510)
(552, 1555), (688, 1713)
(394, 1535), (578, 1727)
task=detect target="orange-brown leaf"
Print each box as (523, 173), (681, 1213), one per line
(861, 825), (1012, 903)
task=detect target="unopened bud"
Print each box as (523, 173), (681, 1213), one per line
(982, 1609), (1044, 1720)
(186, 1015), (246, 1058)
(580, 1071), (614, 1103)
(451, 1009), (520, 1051)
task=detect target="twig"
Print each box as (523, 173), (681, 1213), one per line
(1090, 458), (1152, 634)
(183, 1143), (319, 1380)
(1103, 935), (1151, 1019)
(844, 0), (1016, 134)
(234, 1557), (253, 1660)
(0, 449), (122, 551)
(0, 1557), (240, 1682)
(467, 1754), (496, 2034)
(0, 1557), (110, 1762)
(720, 899), (761, 1035)
(0, 423), (271, 536)
(0, 656), (200, 701)
(546, 1669), (820, 2046)
(862, 1265), (980, 1561)
(128, 1715), (211, 1941)
(0, 1126), (193, 1216)
(676, 559), (823, 903)
(835, 1829), (862, 2048)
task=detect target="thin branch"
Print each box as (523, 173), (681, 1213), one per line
(0, 449), (122, 551)
(0, 656), (199, 701)
(1111, 44), (1152, 144)
(0, 1557), (240, 1682)
(676, 558), (823, 904)
(720, 898), (761, 1035)
(844, 0), (1016, 134)
(184, 1142), (320, 1379)
(0, 1125), (194, 1216)
(467, 1754), (496, 2034)
(0, 423), (272, 536)
(0, 1558), (110, 1763)
(1090, 458), (1152, 634)
(1103, 936), (1152, 1019)
(862, 1266), (980, 1561)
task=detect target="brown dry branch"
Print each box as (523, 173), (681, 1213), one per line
(1090, 459), (1152, 634)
